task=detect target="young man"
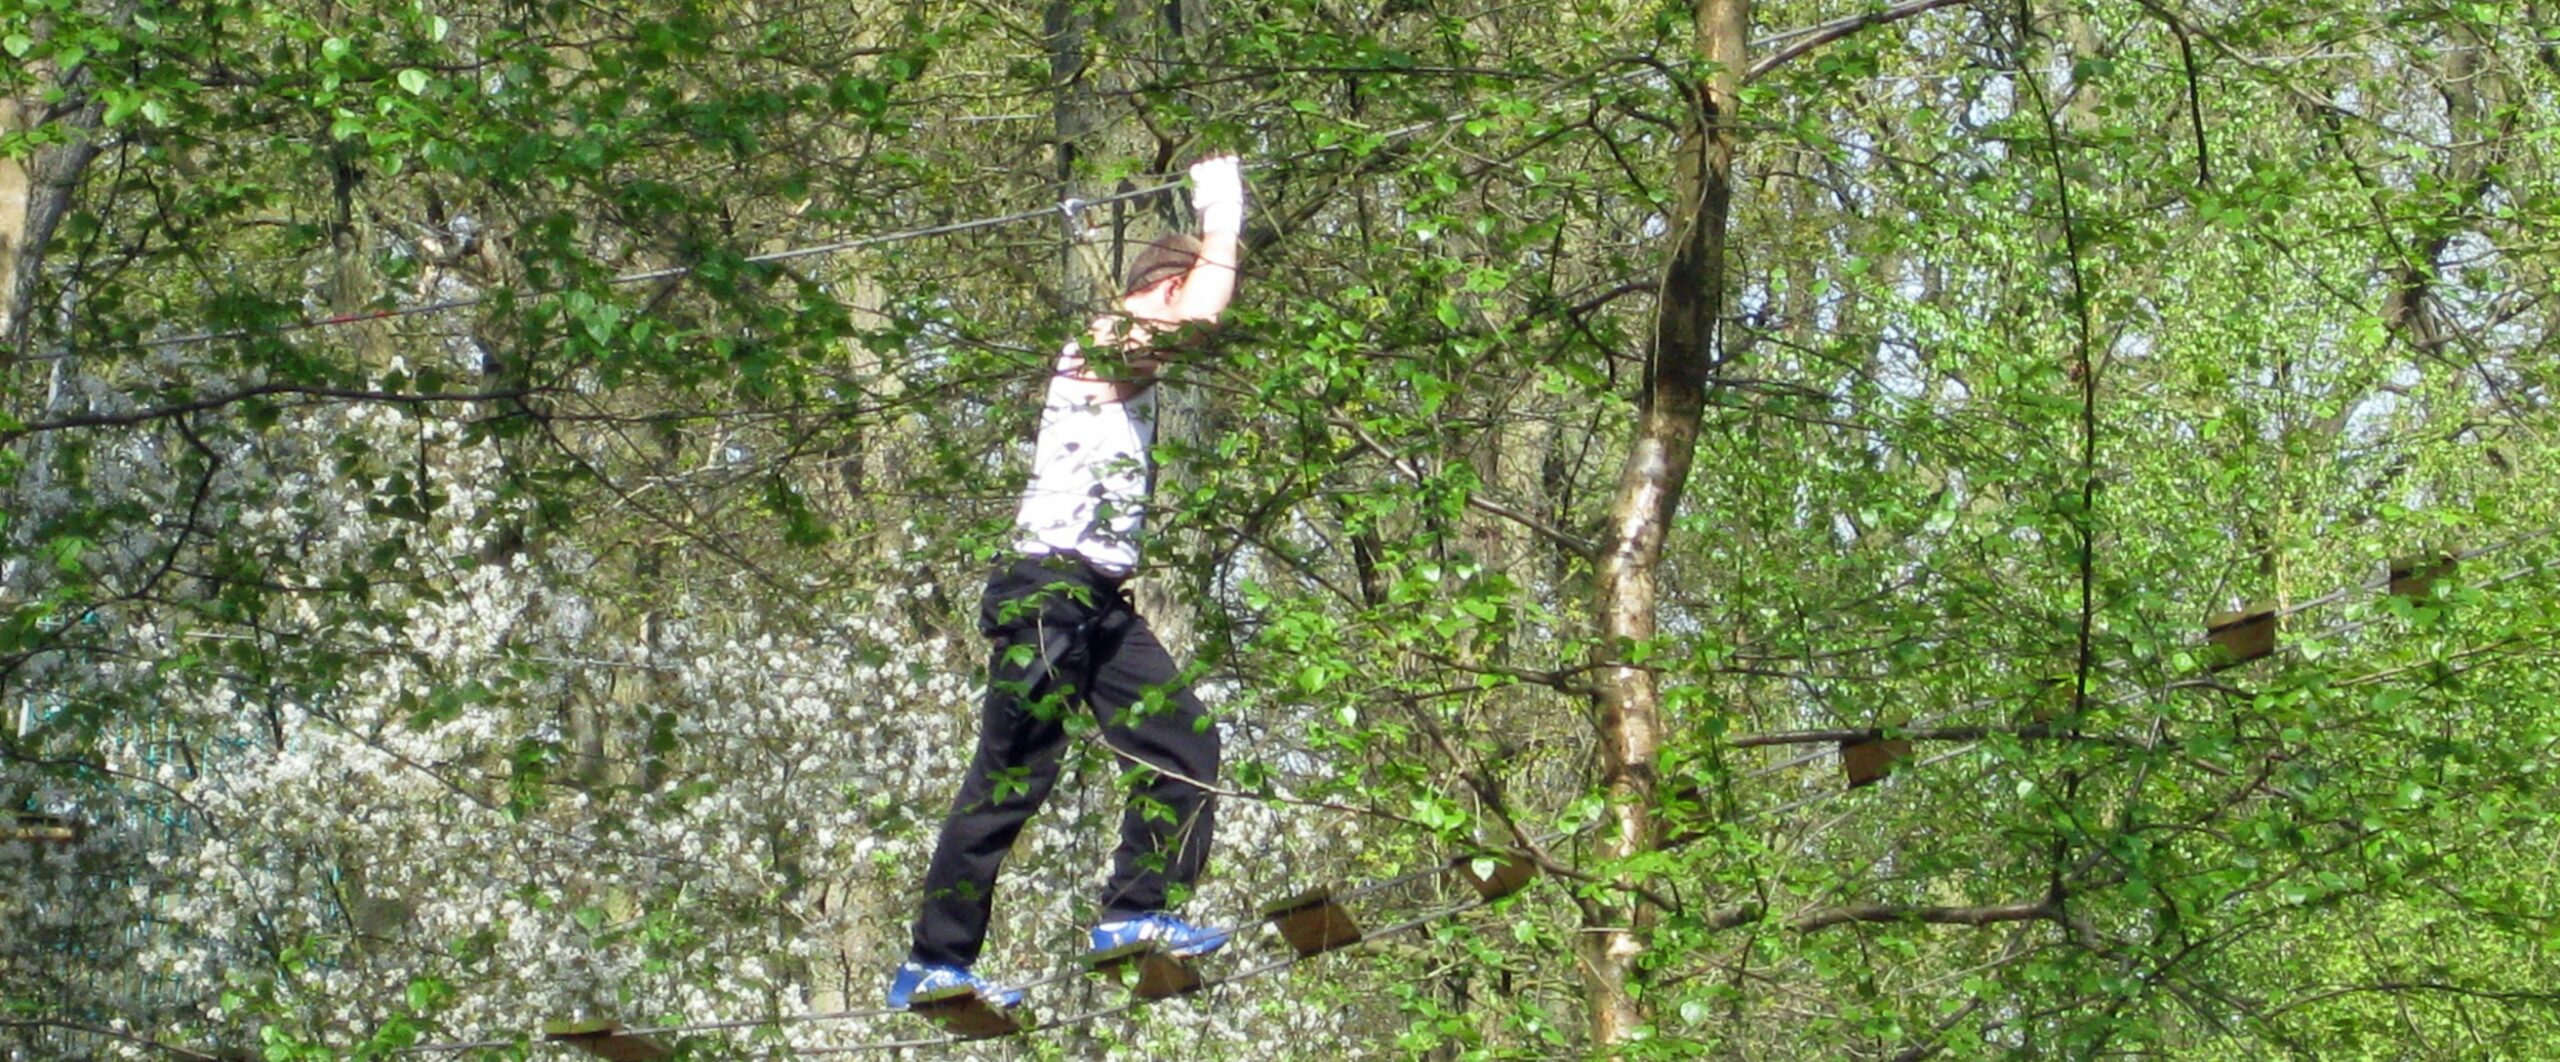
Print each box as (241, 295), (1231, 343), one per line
(889, 154), (1246, 1008)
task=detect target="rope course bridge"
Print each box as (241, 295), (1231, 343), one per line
(14, 474), (2543, 1055)
(1729, 535), (2551, 796)
(388, 849), (1536, 1058)
(331, 532), (2552, 1058)
(17, 513), (2525, 1057)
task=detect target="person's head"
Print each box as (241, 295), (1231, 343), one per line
(1119, 233), (1202, 321)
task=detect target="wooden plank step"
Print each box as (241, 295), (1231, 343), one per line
(2389, 553), (2456, 600)
(1840, 736), (1913, 789)
(1261, 888), (1363, 957)
(910, 985), (1026, 1039)
(542, 1020), (671, 1062)
(1085, 941), (1203, 999)
(1454, 852), (1536, 902)
(4, 813), (82, 845)
(2206, 602), (2279, 668)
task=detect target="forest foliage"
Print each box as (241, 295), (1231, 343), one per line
(6, 0), (2560, 1057)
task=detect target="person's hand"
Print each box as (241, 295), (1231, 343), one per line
(1190, 154), (1245, 235)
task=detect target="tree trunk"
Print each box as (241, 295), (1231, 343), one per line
(2380, 31), (2497, 355)
(0, 50), (104, 366)
(1579, 0), (1745, 1049)
(1049, 0), (1209, 656)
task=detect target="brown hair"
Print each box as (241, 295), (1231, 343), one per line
(1121, 233), (1203, 297)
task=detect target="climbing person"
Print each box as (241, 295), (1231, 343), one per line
(888, 154), (1247, 1009)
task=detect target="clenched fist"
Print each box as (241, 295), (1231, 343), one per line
(1190, 154), (1245, 235)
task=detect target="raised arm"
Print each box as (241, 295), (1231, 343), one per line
(1056, 155), (1249, 405)
(1168, 154), (1244, 323)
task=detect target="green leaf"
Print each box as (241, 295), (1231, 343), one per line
(397, 68), (429, 95)
(583, 302), (620, 343)
(102, 91), (141, 127)
(404, 976), (448, 1013)
(46, 535), (89, 573)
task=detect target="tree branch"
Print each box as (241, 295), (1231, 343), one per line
(1703, 898), (2068, 934)
(1746, 0), (1983, 83)
(2267, 981), (2560, 1019)
(1727, 723), (2146, 749)
(1335, 415), (1597, 557)
(1, 383), (534, 443)
(0, 1018), (225, 1061)
(2129, 0), (2213, 187)
(1791, 899), (2060, 933)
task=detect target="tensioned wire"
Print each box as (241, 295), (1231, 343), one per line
(8, 25), (1772, 825)
(161, 522), (2559, 878)
(53, 396), (2558, 1052)
(121, 517), (2549, 1059)
(374, 526), (2558, 1055)
(1732, 528), (2560, 781)
(26, 1), (2499, 361)
(74, 57), (1649, 359)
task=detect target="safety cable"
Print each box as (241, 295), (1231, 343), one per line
(799, 899), (1490, 1056)
(73, 518), (2560, 1057)
(46, 11), (1975, 364)
(1732, 528), (2560, 780)
(205, 523), (2560, 1056)
(130, 189), (1170, 353)
(390, 892), (1496, 1055)
(94, 57), (1635, 360)
(8, 35), (2514, 366)
(373, 563), (2560, 1055)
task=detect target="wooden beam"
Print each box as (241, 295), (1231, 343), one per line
(1839, 736), (1914, 789)
(1261, 888), (1363, 958)
(1454, 853), (1536, 902)
(2389, 553), (2456, 600)
(541, 1020), (670, 1062)
(4, 813), (82, 845)
(1086, 941), (1203, 999)
(909, 986), (1025, 1039)
(2206, 603), (2279, 668)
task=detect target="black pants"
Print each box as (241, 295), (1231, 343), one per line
(909, 553), (1221, 967)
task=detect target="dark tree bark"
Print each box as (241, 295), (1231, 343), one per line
(1049, 0), (1216, 656)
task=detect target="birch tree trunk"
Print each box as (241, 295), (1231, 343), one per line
(1580, 0), (1745, 1047)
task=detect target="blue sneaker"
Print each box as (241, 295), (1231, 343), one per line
(887, 960), (1022, 1009)
(1090, 912), (1229, 958)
